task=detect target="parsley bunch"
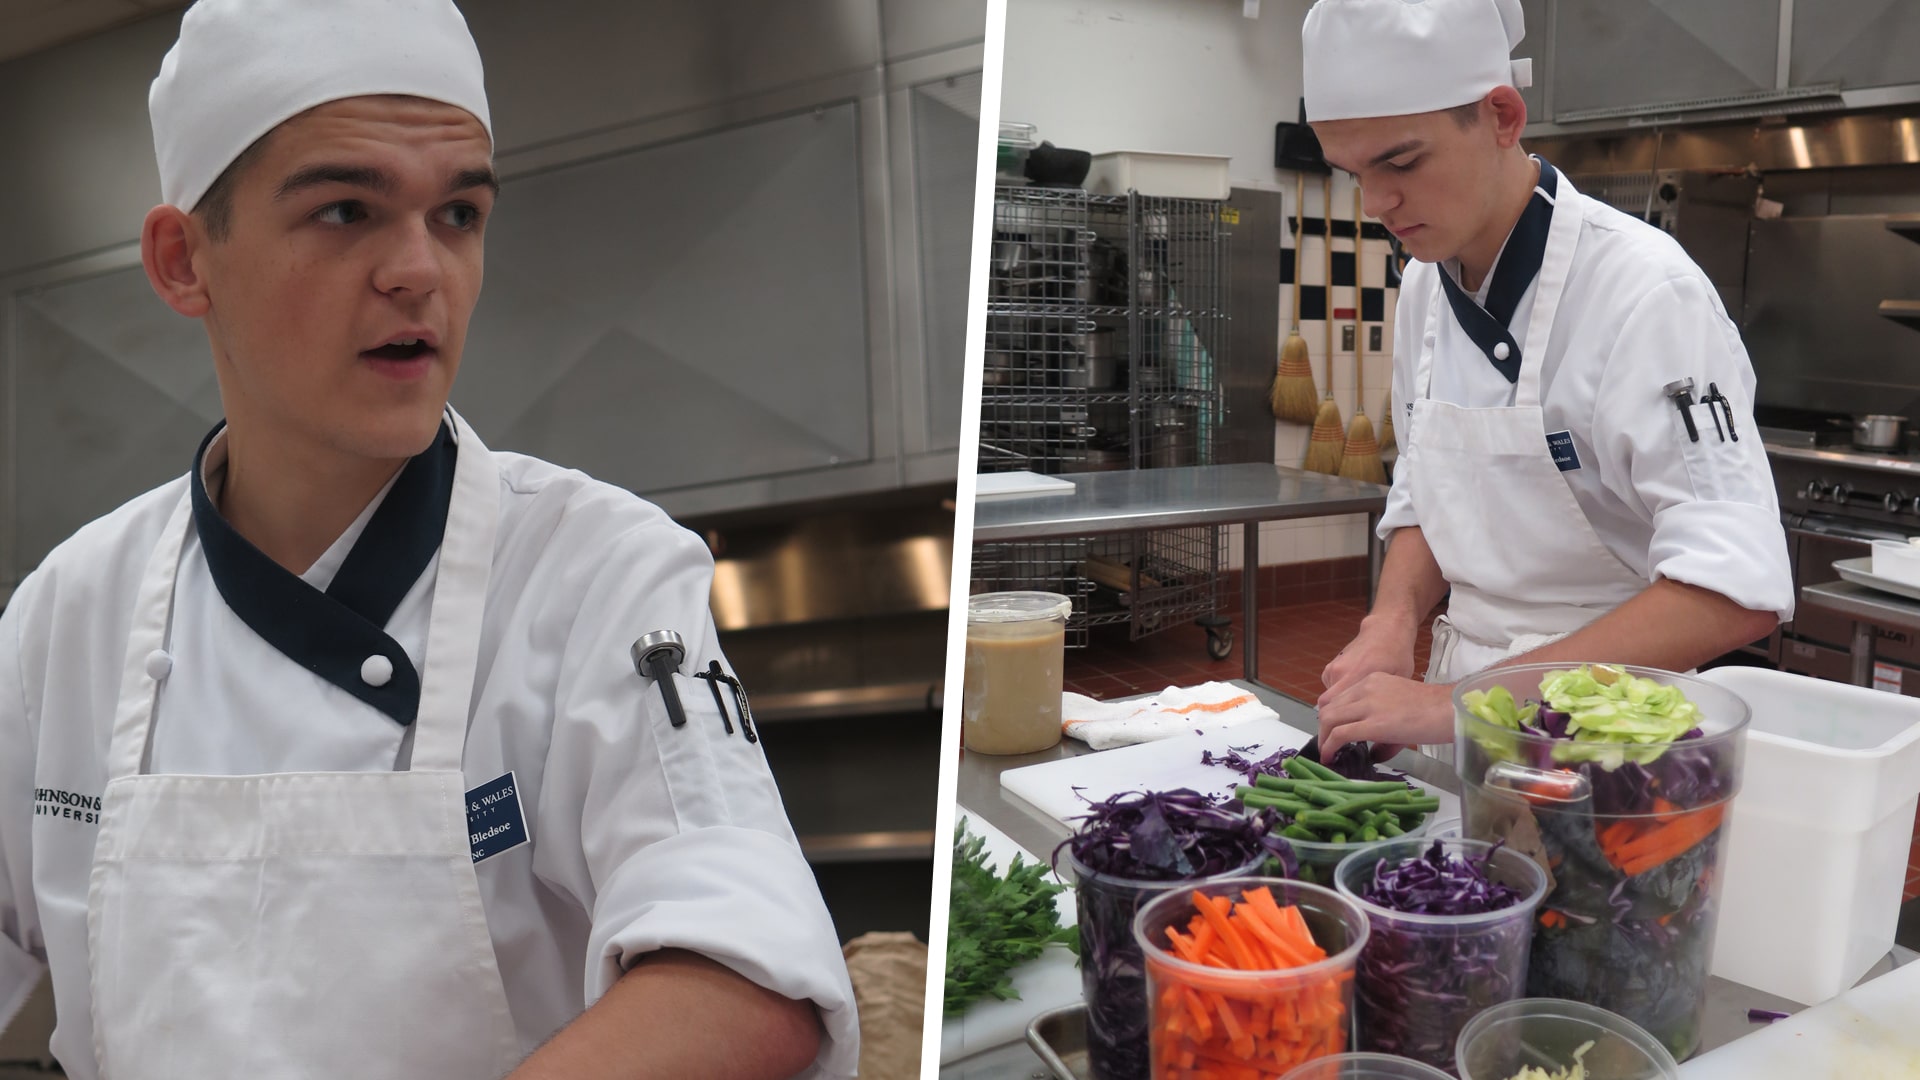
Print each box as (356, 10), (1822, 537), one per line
(943, 819), (1078, 1016)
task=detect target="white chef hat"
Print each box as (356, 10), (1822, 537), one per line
(1302, 0), (1531, 123)
(150, 0), (492, 212)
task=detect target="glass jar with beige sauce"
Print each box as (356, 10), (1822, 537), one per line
(962, 591), (1073, 755)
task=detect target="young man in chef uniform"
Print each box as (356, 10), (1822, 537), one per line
(0, 2), (857, 1077)
(1307, 0), (1792, 755)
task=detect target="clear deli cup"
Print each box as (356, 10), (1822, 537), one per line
(1455, 998), (1680, 1080)
(962, 591), (1072, 755)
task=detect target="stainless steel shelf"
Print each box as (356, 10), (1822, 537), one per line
(753, 682), (940, 723)
(798, 829), (936, 864)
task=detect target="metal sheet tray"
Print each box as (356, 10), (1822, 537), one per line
(1024, 1004), (1090, 1080)
(1835, 556), (1920, 604)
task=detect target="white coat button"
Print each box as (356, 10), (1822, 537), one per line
(1493, 341), (1511, 361)
(145, 649), (172, 681)
(361, 654), (394, 688)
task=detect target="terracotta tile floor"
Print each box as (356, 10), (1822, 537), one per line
(1065, 591), (1920, 904)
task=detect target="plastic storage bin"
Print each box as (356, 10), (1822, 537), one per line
(1695, 666), (1920, 1004)
(1334, 838), (1548, 1074)
(1085, 151), (1231, 200)
(1871, 538), (1920, 586)
(1134, 878), (1368, 1080)
(1455, 998), (1679, 1080)
(1454, 664), (1749, 1061)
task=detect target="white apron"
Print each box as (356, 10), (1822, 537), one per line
(85, 414), (524, 1079)
(1400, 174), (1647, 754)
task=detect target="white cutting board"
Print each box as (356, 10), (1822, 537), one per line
(1001, 717), (1458, 826)
(974, 471), (1077, 500)
(1678, 959), (1920, 1078)
(939, 808), (1082, 1064)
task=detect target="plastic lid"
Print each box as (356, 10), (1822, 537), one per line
(968, 591), (1072, 624)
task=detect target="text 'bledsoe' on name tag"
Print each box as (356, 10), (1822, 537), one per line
(466, 771), (529, 863)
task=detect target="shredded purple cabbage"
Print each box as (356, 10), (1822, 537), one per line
(1053, 790), (1297, 1080)
(1748, 1008), (1790, 1023)
(1351, 841), (1532, 1070)
(1199, 744), (1299, 786)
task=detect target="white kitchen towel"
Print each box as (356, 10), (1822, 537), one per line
(1062, 682), (1277, 750)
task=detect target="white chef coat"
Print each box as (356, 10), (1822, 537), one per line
(0, 418), (858, 1078)
(1378, 177), (1794, 622)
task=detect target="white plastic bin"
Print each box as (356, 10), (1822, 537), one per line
(1695, 667), (1920, 1004)
(1084, 151), (1230, 200)
(1871, 538), (1920, 586)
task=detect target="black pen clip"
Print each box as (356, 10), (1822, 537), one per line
(693, 661), (735, 736)
(694, 661), (758, 744)
(1706, 382), (1739, 442)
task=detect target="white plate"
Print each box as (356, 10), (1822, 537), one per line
(1833, 557), (1920, 604)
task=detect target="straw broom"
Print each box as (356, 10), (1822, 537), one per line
(1339, 184), (1389, 485)
(1269, 171), (1318, 423)
(1303, 174), (1346, 475)
(1379, 389), (1396, 453)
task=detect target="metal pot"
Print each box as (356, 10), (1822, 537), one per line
(1853, 414), (1908, 452)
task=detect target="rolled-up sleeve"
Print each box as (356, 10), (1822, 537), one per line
(538, 522), (857, 1078)
(1590, 275), (1793, 620)
(0, 598), (47, 1036)
(1377, 264), (1426, 539)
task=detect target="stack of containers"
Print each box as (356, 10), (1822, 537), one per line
(1451, 664), (1751, 1061)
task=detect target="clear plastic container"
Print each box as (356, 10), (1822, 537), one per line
(1454, 664), (1749, 1062)
(1280, 1053), (1456, 1080)
(1454, 998), (1680, 1080)
(1334, 838), (1548, 1074)
(1133, 877), (1369, 1080)
(1287, 817), (1430, 888)
(962, 592), (1072, 755)
(1060, 851), (1265, 1080)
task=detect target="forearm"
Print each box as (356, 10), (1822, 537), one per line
(1363, 527), (1449, 638)
(1500, 578), (1778, 673)
(507, 949), (823, 1080)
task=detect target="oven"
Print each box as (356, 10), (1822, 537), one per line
(1769, 442), (1920, 693)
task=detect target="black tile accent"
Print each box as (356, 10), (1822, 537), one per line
(1281, 247), (1296, 285)
(1297, 217), (1396, 241)
(1361, 288), (1385, 323)
(1300, 285), (1328, 322)
(1331, 251), (1355, 288)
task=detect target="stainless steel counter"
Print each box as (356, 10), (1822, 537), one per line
(941, 679), (1913, 1079)
(1800, 579), (1920, 685)
(972, 465), (1390, 685)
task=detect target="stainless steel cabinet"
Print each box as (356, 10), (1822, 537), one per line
(457, 105), (874, 497)
(1789, 0), (1920, 92)
(1550, 0), (1781, 119)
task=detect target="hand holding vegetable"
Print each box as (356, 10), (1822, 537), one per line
(1316, 673), (1453, 757)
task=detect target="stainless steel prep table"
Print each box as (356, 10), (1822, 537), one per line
(971, 464), (1390, 686)
(1799, 579), (1920, 687)
(941, 680), (1914, 1079)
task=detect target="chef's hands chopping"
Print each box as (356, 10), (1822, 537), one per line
(1316, 673), (1454, 758)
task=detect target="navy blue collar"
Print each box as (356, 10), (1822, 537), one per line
(188, 422), (458, 727)
(1436, 157), (1560, 384)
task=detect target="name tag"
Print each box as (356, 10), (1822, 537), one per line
(1547, 430), (1581, 472)
(466, 771), (529, 863)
